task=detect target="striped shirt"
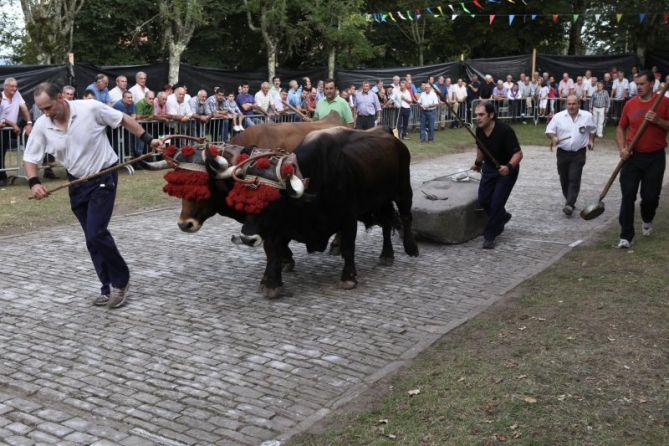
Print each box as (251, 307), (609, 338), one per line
(591, 90), (610, 109)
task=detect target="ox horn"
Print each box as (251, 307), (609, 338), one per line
(216, 165), (236, 179)
(143, 160), (168, 170)
(202, 147), (229, 170)
(289, 175), (305, 198)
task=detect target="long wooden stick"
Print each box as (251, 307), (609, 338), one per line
(281, 100), (311, 121)
(28, 134), (203, 199)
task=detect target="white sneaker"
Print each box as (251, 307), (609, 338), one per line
(233, 125), (241, 132)
(239, 126), (245, 132)
(617, 239), (631, 249)
(641, 222), (653, 236)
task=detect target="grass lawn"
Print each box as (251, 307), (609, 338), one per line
(0, 122), (619, 236)
(288, 194), (669, 445)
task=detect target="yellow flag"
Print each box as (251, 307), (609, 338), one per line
(616, 13), (623, 23)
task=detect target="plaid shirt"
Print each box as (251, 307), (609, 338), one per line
(591, 90), (610, 109)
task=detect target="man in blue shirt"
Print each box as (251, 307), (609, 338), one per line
(86, 74), (111, 104)
(353, 81), (381, 130)
(112, 91), (136, 118)
(235, 82), (257, 127)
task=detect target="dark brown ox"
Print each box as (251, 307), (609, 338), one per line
(232, 126), (419, 298)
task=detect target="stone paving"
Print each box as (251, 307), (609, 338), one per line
(0, 144), (645, 445)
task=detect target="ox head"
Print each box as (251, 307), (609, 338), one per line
(158, 143), (236, 233)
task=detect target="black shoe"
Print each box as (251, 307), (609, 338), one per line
(482, 239), (495, 249)
(0, 178), (7, 187)
(562, 205), (574, 217)
(43, 168), (58, 180)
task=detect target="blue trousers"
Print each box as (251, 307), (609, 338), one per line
(69, 170), (129, 296)
(478, 163), (519, 241)
(420, 109), (435, 142)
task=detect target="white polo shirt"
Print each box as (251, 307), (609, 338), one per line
(1, 91), (25, 122)
(545, 109), (595, 152)
(129, 84), (150, 104)
(24, 100), (122, 178)
(417, 90), (439, 109)
(166, 95), (193, 116)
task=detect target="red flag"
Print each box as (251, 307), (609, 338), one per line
(552, 14), (559, 22)
(473, 0), (484, 9)
(489, 15), (495, 25)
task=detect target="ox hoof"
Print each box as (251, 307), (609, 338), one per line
(339, 280), (357, 290)
(404, 241), (419, 257)
(263, 287), (293, 299)
(379, 256), (394, 267)
(282, 261), (295, 273)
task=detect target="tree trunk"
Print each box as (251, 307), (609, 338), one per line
(327, 46), (335, 79)
(168, 41), (186, 84)
(418, 47), (424, 66)
(266, 38), (277, 82)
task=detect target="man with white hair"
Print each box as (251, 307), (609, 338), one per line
(254, 81), (275, 115)
(479, 74), (494, 100)
(0, 77), (33, 185)
(129, 71), (150, 104)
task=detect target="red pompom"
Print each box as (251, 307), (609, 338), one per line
(164, 145), (177, 157)
(235, 153), (249, 164)
(208, 145), (219, 156)
(181, 145), (196, 157)
(225, 183), (281, 214)
(280, 163), (295, 177)
(255, 157), (271, 169)
(163, 169), (211, 200)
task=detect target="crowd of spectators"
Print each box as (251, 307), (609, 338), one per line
(0, 66), (668, 183)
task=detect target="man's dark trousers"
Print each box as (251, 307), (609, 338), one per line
(69, 170), (129, 296)
(619, 149), (666, 241)
(355, 115), (375, 130)
(556, 147), (586, 207)
(479, 162), (519, 241)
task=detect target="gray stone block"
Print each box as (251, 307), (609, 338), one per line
(412, 174), (487, 244)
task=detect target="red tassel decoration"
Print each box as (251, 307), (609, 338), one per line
(164, 145), (177, 158)
(236, 153), (250, 164)
(280, 163), (295, 177)
(163, 169), (211, 200)
(208, 145), (219, 156)
(225, 182), (281, 214)
(181, 145), (196, 157)
(255, 157), (271, 169)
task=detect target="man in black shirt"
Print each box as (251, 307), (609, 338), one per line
(479, 74), (494, 100)
(471, 101), (524, 249)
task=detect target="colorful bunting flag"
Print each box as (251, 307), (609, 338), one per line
(448, 4), (455, 14)
(616, 13), (623, 23)
(397, 11), (406, 20)
(639, 13), (646, 23)
(531, 14), (537, 21)
(415, 9), (421, 20)
(461, 3), (471, 15)
(452, 14), (459, 21)
(552, 14), (559, 22)
(572, 14), (579, 23)
(406, 11), (414, 21)
(594, 14), (601, 21)
(473, 0), (483, 9)
(489, 15), (495, 25)
(509, 15), (515, 25)
(507, 0), (515, 3)
(437, 6), (445, 17)
(388, 12), (397, 22)
(426, 7), (435, 17)
(381, 13), (387, 22)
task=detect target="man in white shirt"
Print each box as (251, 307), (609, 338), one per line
(611, 71), (629, 100)
(254, 81), (275, 116)
(545, 94), (595, 216)
(451, 78), (468, 128)
(417, 82), (439, 143)
(108, 75), (128, 104)
(503, 75), (515, 93)
(129, 71), (150, 104)
(24, 82), (162, 309)
(0, 77), (33, 185)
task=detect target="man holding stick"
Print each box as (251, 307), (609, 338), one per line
(616, 70), (669, 248)
(471, 101), (523, 249)
(24, 82), (163, 309)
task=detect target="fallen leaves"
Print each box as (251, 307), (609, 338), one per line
(522, 396), (538, 404)
(407, 388), (421, 396)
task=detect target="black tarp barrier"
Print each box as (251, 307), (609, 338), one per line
(646, 51), (669, 77)
(336, 61), (462, 89)
(0, 64), (68, 104)
(463, 55), (532, 82)
(536, 54), (639, 79)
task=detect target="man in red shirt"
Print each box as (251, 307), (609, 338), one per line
(615, 70), (669, 248)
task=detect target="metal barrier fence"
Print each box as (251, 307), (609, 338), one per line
(380, 103), (466, 131)
(0, 128), (26, 184)
(469, 97), (629, 126)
